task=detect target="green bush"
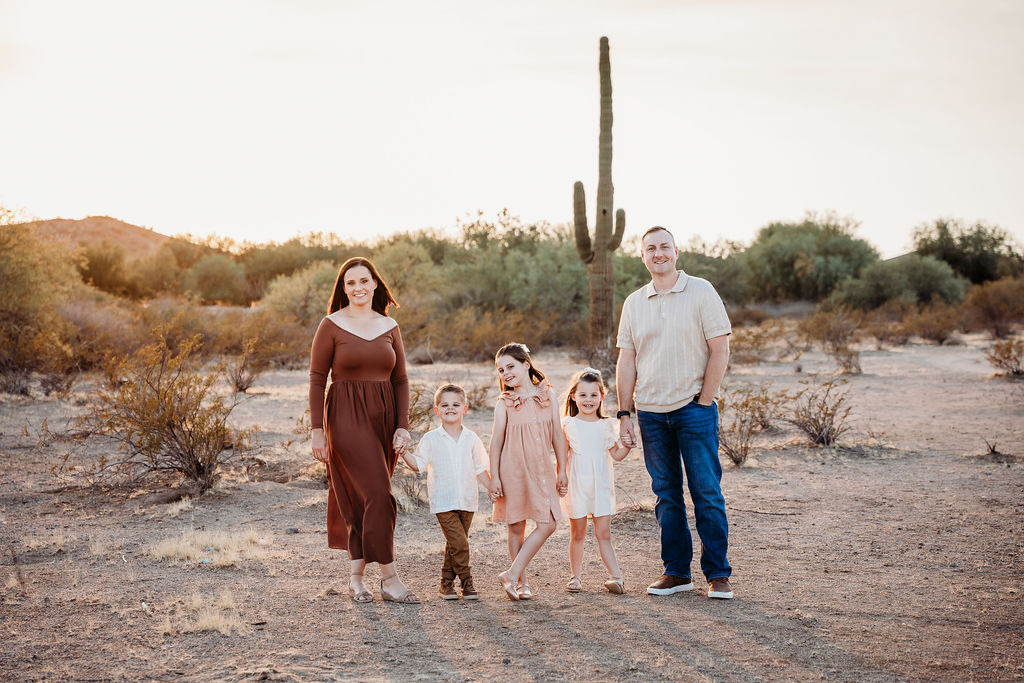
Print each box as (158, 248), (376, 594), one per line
(913, 219), (1024, 284)
(260, 260), (339, 329)
(183, 253), (248, 305)
(78, 240), (131, 296)
(832, 254), (968, 310)
(745, 213), (878, 301)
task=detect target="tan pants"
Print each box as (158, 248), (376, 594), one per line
(436, 510), (474, 580)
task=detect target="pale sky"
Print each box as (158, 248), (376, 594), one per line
(2, 0), (1022, 257)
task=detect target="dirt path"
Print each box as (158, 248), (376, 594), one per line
(1, 341), (1021, 681)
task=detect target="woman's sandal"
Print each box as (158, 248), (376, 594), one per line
(566, 576), (583, 593)
(517, 581), (533, 600)
(380, 575), (421, 604)
(498, 571), (520, 601)
(604, 577), (625, 594)
(349, 574), (373, 603)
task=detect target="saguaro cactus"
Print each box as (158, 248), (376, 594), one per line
(574, 36), (626, 369)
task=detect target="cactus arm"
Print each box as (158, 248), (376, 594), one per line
(573, 181), (594, 264)
(609, 208), (625, 251)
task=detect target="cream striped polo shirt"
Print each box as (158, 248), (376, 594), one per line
(616, 271), (732, 413)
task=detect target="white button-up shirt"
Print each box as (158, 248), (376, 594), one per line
(412, 426), (489, 514)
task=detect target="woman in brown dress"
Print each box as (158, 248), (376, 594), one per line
(309, 257), (420, 604)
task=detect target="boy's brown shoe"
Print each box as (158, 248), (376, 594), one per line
(440, 577), (458, 600)
(460, 576), (479, 600)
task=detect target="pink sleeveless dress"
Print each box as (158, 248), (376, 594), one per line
(491, 386), (563, 525)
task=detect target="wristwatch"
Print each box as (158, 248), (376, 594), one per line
(616, 410), (631, 419)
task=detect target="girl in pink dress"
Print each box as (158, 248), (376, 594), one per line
(488, 342), (568, 601)
(561, 368), (631, 594)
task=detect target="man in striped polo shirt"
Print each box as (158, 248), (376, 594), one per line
(615, 226), (734, 599)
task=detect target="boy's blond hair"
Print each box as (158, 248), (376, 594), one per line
(433, 383), (467, 406)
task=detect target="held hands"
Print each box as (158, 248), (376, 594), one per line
(619, 415), (637, 449)
(393, 428), (412, 457)
(311, 428), (328, 463)
(488, 477), (503, 502)
(556, 471), (568, 498)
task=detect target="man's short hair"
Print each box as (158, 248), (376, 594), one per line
(641, 226), (676, 245)
(433, 383), (467, 406)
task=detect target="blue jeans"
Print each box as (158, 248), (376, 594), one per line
(638, 401), (730, 581)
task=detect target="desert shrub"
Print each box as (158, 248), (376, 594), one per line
(183, 253), (247, 305)
(788, 377), (852, 446)
(77, 240), (131, 296)
(134, 299), (217, 357)
(832, 254), (968, 310)
(718, 383), (790, 465)
(729, 307), (768, 327)
(903, 301), (962, 344)
(260, 260), (339, 329)
(985, 339), (1024, 376)
(407, 382), (437, 434)
(962, 277), (1024, 338)
(58, 292), (141, 371)
(730, 319), (787, 365)
(70, 329), (252, 492)
(0, 220), (82, 394)
(798, 306), (863, 373)
(224, 337), (272, 393)
(913, 218), (1024, 284)
(862, 300), (913, 349)
(464, 383), (492, 411)
(745, 213), (878, 301)
(131, 244), (183, 298)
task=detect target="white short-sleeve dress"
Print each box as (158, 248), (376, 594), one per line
(561, 416), (621, 519)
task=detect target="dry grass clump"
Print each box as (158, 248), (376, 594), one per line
(164, 497), (194, 519)
(160, 588), (250, 636)
(788, 377), (852, 446)
(150, 527), (271, 567)
(88, 536), (112, 557)
(985, 339), (1024, 377)
(22, 528), (75, 554)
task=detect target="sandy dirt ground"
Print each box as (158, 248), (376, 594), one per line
(1, 336), (1022, 682)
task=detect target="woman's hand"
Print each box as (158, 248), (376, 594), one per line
(311, 428), (328, 463)
(393, 428), (412, 456)
(556, 471), (568, 498)
(488, 476), (503, 502)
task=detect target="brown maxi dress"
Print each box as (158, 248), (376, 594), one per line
(308, 316), (410, 564)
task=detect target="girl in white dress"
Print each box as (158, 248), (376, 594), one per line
(561, 368), (631, 593)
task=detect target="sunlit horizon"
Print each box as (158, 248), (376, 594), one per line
(2, 0), (1022, 258)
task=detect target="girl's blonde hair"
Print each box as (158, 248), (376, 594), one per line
(564, 367), (607, 417)
(494, 342), (545, 392)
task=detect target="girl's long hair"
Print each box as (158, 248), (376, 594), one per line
(328, 257), (398, 316)
(563, 367), (608, 417)
(494, 342), (545, 392)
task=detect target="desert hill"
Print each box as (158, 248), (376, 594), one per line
(18, 216), (176, 261)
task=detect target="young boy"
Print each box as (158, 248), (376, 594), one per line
(400, 383), (491, 600)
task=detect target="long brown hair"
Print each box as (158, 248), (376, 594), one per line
(494, 342), (545, 392)
(328, 257), (398, 316)
(563, 367), (608, 417)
